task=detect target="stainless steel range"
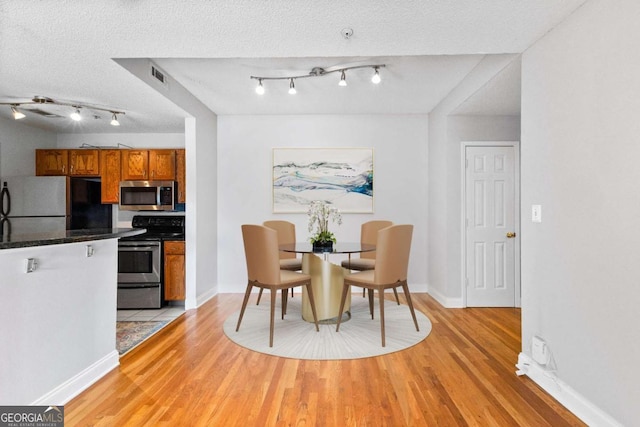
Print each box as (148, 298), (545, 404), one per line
(117, 215), (185, 309)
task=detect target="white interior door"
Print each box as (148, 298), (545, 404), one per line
(465, 145), (518, 307)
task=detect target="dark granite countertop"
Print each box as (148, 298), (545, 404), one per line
(0, 226), (145, 250)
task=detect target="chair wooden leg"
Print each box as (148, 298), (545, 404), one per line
(335, 282), (350, 332)
(281, 289), (287, 319)
(236, 283), (253, 332)
(256, 288), (264, 305)
(291, 288), (294, 298)
(363, 288), (366, 298)
(393, 288), (400, 305)
(378, 288), (386, 347)
(368, 289), (374, 319)
(269, 289), (277, 347)
(401, 282), (420, 332)
(305, 283), (320, 332)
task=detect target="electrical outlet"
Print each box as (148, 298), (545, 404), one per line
(532, 336), (550, 365)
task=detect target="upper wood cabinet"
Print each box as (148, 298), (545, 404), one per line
(149, 149), (176, 180)
(121, 149), (176, 181)
(36, 149), (69, 176)
(176, 149), (186, 203)
(121, 150), (149, 180)
(100, 150), (121, 204)
(69, 149), (100, 176)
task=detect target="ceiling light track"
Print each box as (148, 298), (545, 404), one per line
(250, 64), (385, 94)
(1, 96), (125, 126)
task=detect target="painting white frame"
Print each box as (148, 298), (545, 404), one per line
(272, 148), (374, 213)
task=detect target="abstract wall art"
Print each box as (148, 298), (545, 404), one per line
(272, 148), (374, 213)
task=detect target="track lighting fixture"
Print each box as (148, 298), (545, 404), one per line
(339, 70), (347, 87)
(10, 105), (25, 120)
(250, 64), (385, 95)
(371, 67), (381, 84)
(1, 96), (125, 126)
(70, 107), (82, 121)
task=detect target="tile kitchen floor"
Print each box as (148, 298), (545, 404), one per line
(117, 306), (185, 322)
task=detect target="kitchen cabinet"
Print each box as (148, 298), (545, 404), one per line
(121, 150), (149, 180)
(176, 149), (186, 203)
(100, 150), (121, 203)
(121, 149), (176, 181)
(36, 149), (68, 176)
(164, 241), (185, 301)
(69, 149), (100, 176)
(149, 149), (176, 180)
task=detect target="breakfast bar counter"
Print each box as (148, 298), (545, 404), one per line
(0, 221), (144, 249)
(0, 226), (144, 405)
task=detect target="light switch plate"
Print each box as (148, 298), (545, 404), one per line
(532, 205), (542, 223)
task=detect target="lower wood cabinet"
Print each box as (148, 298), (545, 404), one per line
(164, 241), (185, 301)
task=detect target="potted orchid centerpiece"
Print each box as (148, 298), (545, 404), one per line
(307, 200), (342, 252)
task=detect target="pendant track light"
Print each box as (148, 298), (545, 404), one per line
(11, 105), (25, 120)
(110, 113), (120, 126)
(371, 67), (381, 84)
(70, 107), (82, 121)
(250, 63), (384, 95)
(338, 70), (347, 87)
(255, 78), (265, 95)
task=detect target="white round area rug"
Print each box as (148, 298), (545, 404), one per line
(223, 295), (432, 360)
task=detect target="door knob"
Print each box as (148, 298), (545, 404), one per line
(506, 232), (516, 238)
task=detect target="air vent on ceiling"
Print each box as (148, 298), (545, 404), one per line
(151, 65), (168, 86)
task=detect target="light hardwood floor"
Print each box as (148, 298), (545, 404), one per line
(66, 293), (585, 426)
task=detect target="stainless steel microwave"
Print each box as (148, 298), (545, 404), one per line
(119, 180), (177, 211)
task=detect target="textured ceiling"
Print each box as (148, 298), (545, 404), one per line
(0, 0), (587, 133)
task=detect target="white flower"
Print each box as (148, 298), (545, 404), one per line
(307, 200), (342, 243)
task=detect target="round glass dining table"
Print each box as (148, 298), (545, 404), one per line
(280, 242), (375, 323)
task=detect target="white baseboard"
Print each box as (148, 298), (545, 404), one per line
(427, 288), (464, 308)
(194, 287), (218, 309)
(516, 353), (622, 427)
(32, 350), (119, 405)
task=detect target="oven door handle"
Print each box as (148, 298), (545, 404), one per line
(118, 244), (160, 251)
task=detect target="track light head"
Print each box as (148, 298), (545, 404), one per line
(255, 79), (265, 95)
(371, 67), (381, 84)
(70, 107), (82, 121)
(338, 70), (347, 87)
(11, 105), (25, 120)
(110, 113), (120, 126)
(288, 78), (297, 95)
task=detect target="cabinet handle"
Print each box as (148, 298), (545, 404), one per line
(62, 165), (66, 174)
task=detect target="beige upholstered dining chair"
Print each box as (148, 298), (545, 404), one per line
(341, 220), (400, 304)
(237, 224), (319, 347)
(257, 220), (302, 305)
(336, 224), (419, 347)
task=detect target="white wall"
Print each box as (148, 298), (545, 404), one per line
(57, 133), (184, 149)
(427, 55), (521, 307)
(521, 0), (640, 424)
(217, 114), (428, 293)
(0, 117), (57, 178)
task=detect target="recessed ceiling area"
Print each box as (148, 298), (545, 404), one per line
(0, 1), (587, 133)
